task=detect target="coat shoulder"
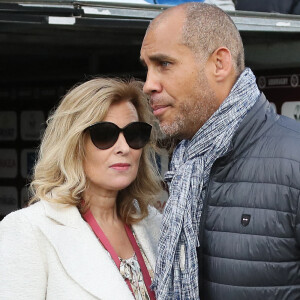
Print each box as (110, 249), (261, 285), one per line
(0, 201), (44, 229)
(144, 205), (162, 232)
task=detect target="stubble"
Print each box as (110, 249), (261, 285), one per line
(159, 71), (218, 140)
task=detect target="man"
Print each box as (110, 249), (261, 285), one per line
(140, 3), (300, 300)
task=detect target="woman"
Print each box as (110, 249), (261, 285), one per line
(0, 78), (162, 300)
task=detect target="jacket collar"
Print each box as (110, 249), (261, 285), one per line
(42, 199), (82, 228)
(132, 210), (159, 270)
(227, 93), (279, 158)
(39, 200), (135, 300)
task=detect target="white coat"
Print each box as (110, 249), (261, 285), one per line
(0, 200), (162, 300)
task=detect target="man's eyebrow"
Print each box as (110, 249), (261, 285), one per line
(140, 54), (174, 65)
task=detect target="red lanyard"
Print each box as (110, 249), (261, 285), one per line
(83, 209), (156, 300)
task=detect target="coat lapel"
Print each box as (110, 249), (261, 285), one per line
(39, 200), (134, 300)
(132, 207), (161, 271)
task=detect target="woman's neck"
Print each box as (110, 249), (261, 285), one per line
(83, 189), (120, 225)
(82, 188), (134, 259)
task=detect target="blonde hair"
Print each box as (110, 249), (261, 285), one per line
(29, 78), (162, 224)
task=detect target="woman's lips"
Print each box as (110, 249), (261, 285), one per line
(109, 163), (130, 171)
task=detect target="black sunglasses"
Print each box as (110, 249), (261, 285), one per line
(86, 121), (152, 150)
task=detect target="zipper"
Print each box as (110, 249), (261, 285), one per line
(197, 151), (233, 298)
(197, 163), (214, 299)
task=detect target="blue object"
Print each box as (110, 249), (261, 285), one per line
(145, 0), (204, 4)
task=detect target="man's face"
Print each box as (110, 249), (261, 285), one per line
(140, 12), (218, 140)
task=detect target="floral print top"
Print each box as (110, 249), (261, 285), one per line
(119, 232), (154, 300)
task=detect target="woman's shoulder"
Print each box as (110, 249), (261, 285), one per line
(0, 202), (46, 247)
(147, 205), (162, 222)
(1, 201), (44, 227)
(135, 205), (162, 235)
(0, 201), (43, 234)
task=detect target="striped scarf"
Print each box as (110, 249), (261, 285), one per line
(152, 68), (260, 299)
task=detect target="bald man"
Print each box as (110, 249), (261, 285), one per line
(141, 3), (300, 300)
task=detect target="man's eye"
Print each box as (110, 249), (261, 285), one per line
(161, 61), (170, 67)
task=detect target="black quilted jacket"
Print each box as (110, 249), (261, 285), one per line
(198, 93), (300, 300)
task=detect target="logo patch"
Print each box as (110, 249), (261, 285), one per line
(241, 214), (251, 227)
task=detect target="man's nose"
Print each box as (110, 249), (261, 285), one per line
(143, 70), (162, 95)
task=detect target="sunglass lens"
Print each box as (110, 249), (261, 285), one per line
(124, 122), (152, 149)
(89, 122), (118, 150)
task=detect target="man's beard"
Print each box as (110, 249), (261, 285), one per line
(159, 76), (218, 140)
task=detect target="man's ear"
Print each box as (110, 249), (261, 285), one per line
(210, 47), (233, 82)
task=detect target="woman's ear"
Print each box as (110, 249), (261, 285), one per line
(210, 47), (233, 82)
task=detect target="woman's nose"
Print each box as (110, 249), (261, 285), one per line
(114, 133), (130, 154)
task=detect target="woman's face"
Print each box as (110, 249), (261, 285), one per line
(83, 100), (143, 197)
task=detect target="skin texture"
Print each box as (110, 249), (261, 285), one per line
(140, 6), (235, 140)
(83, 100), (142, 199)
(82, 100), (143, 259)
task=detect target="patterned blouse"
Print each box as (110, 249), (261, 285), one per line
(119, 231), (154, 300)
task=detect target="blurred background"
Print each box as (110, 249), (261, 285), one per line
(0, 0), (300, 218)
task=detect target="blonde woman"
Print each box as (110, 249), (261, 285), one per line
(0, 78), (162, 300)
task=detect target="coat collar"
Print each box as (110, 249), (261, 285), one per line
(39, 200), (135, 300)
(227, 93), (279, 158)
(42, 200), (82, 228)
(132, 207), (160, 270)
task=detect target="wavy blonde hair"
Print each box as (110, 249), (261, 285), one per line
(29, 78), (162, 224)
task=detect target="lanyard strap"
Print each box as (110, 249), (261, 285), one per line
(83, 210), (121, 268)
(124, 224), (156, 300)
(83, 209), (156, 300)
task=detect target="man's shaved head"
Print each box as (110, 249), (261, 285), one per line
(147, 3), (245, 75)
